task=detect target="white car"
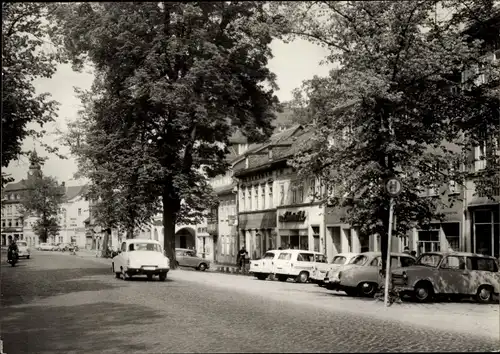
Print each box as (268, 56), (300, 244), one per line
(310, 252), (359, 286)
(112, 239), (170, 281)
(16, 241), (31, 259)
(250, 249), (283, 280)
(272, 249), (326, 283)
(39, 243), (55, 251)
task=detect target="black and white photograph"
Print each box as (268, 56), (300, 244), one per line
(1, 1), (499, 353)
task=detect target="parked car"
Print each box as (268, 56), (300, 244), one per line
(327, 252), (416, 297)
(54, 243), (65, 251)
(63, 243), (79, 252)
(250, 250), (283, 280)
(39, 243), (55, 251)
(175, 248), (210, 271)
(112, 239), (170, 281)
(311, 252), (359, 287)
(272, 249), (326, 283)
(16, 241), (31, 259)
(392, 252), (500, 303)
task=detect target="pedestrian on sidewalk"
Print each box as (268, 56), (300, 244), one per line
(237, 246), (248, 274)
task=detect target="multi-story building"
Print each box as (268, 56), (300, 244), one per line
(57, 184), (89, 248)
(1, 152), (43, 246)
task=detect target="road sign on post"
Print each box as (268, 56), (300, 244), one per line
(384, 177), (402, 307)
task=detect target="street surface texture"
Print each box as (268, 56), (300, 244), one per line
(1, 251), (498, 353)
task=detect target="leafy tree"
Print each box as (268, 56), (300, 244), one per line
(20, 163), (64, 243)
(273, 1), (499, 275)
(53, 2), (280, 266)
(2, 3), (65, 187)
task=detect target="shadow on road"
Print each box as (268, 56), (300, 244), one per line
(1, 267), (124, 307)
(2, 301), (164, 353)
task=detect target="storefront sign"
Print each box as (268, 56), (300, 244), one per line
(279, 211), (306, 223)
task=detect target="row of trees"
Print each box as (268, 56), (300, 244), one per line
(279, 0), (499, 272)
(4, 2), (498, 270)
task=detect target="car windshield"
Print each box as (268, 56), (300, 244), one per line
(17, 242), (27, 247)
(417, 254), (442, 267)
(331, 256), (346, 265)
(351, 255), (369, 265)
(129, 243), (162, 252)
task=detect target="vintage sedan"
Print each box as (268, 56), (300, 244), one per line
(112, 239), (170, 281)
(175, 248), (210, 271)
(327, 252), (416, 297)
(16, 241), (31, 259)
(392, 252), (500, 303)
(312, 253), (359, 287)
(250, 250), (283, 280)
(39, 243), (55, 251)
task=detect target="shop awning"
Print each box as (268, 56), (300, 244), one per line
(239, 211), (277, 230)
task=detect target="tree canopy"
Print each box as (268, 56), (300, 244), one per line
(272, 1), (499, 274)
(54, 2), (282, 265)
(2, 3), (64, 187)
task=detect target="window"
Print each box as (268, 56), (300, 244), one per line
(185, 250), (195, 257)
(312, 226), (320, 252)
(78, 208), (82, 216)
(297, 253), (315, 262)
(261, 185), (266, 209)
(291, 188), (297, 204)
(278, 252), (292, 260)
(401, 256), (416, 267)
(467, 257), (498, 272)
(441, 256), (466, 270)
(279, 184), (285, 205)
(248, 188), (252, 210)
(268, 185), (273, 208)
(331, 256), (346, 265)
(352, 255), (368, 265)
(474, 143), (487, 171)
(241, 190), (245, 212)
(315, 254), (327, 263)
(448, 180), (458, 194)
(263, 252), (275, 260)
(442, 223), (460, 251)
(297, 185), (304, 203)
(254, 186), (258, 210)
(370, 257), (381, 266)
(417, 224), (441, 255)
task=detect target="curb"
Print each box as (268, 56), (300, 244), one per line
(210, 266), (253, 276)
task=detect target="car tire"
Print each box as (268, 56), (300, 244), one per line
(159, 272), (167, 281)
(476, 285), (493, 303)
(414, 281), (434, 303)
(296, 271), (309, 283)
(198, 263), (207, 271)
(344, 288), (358, 297)
(358, 282), (378, 297)
(256, 273), (267, 280)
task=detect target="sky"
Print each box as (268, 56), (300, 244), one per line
(5, 38), (333, 186)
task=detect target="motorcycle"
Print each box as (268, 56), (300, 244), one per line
(8, 249), (19, 267)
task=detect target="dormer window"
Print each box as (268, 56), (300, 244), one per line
(268, 149), (273, 160)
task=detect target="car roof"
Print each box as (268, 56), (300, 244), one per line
(279, 249), (324, 254)
(126, 239), (161, 244)
(334, 252), (359, 258)
(359, 251), (415, 258)
(420, 251), (497, 259)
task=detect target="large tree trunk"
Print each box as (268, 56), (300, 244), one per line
(163, 194), (180, 270)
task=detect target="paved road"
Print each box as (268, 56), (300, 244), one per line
(0, 251), (498, 353)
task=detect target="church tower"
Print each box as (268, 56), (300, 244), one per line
(27, 150), (43, 181)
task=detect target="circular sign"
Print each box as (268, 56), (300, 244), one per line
(385, 177), (402, 196)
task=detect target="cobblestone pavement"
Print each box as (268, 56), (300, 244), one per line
(1, 251), (498, 353)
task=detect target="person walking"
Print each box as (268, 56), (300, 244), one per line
(237, 246), (248, 274)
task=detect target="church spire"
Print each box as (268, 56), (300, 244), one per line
(28, 149), (43, 180)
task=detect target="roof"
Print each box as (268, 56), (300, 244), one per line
(421, 251), (497, 259)
(213, 183), (236, 196)
(64, 185), (88, 201)
(3, 180), (27, 191)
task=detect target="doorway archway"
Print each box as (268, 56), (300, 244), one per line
(175, 227), (196, 249)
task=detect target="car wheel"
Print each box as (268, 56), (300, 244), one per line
(159, 272), (167, 281)
(414, 281), (433, 303)
(296, 271), (309, 283)
(147, 274), (153, 281)
(277, 275), (288, 282)
(198, 263), (207, 271)
(256, 273), (267, 280)
(476, 285), (493, 303)
(358, 282), (378, 297)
